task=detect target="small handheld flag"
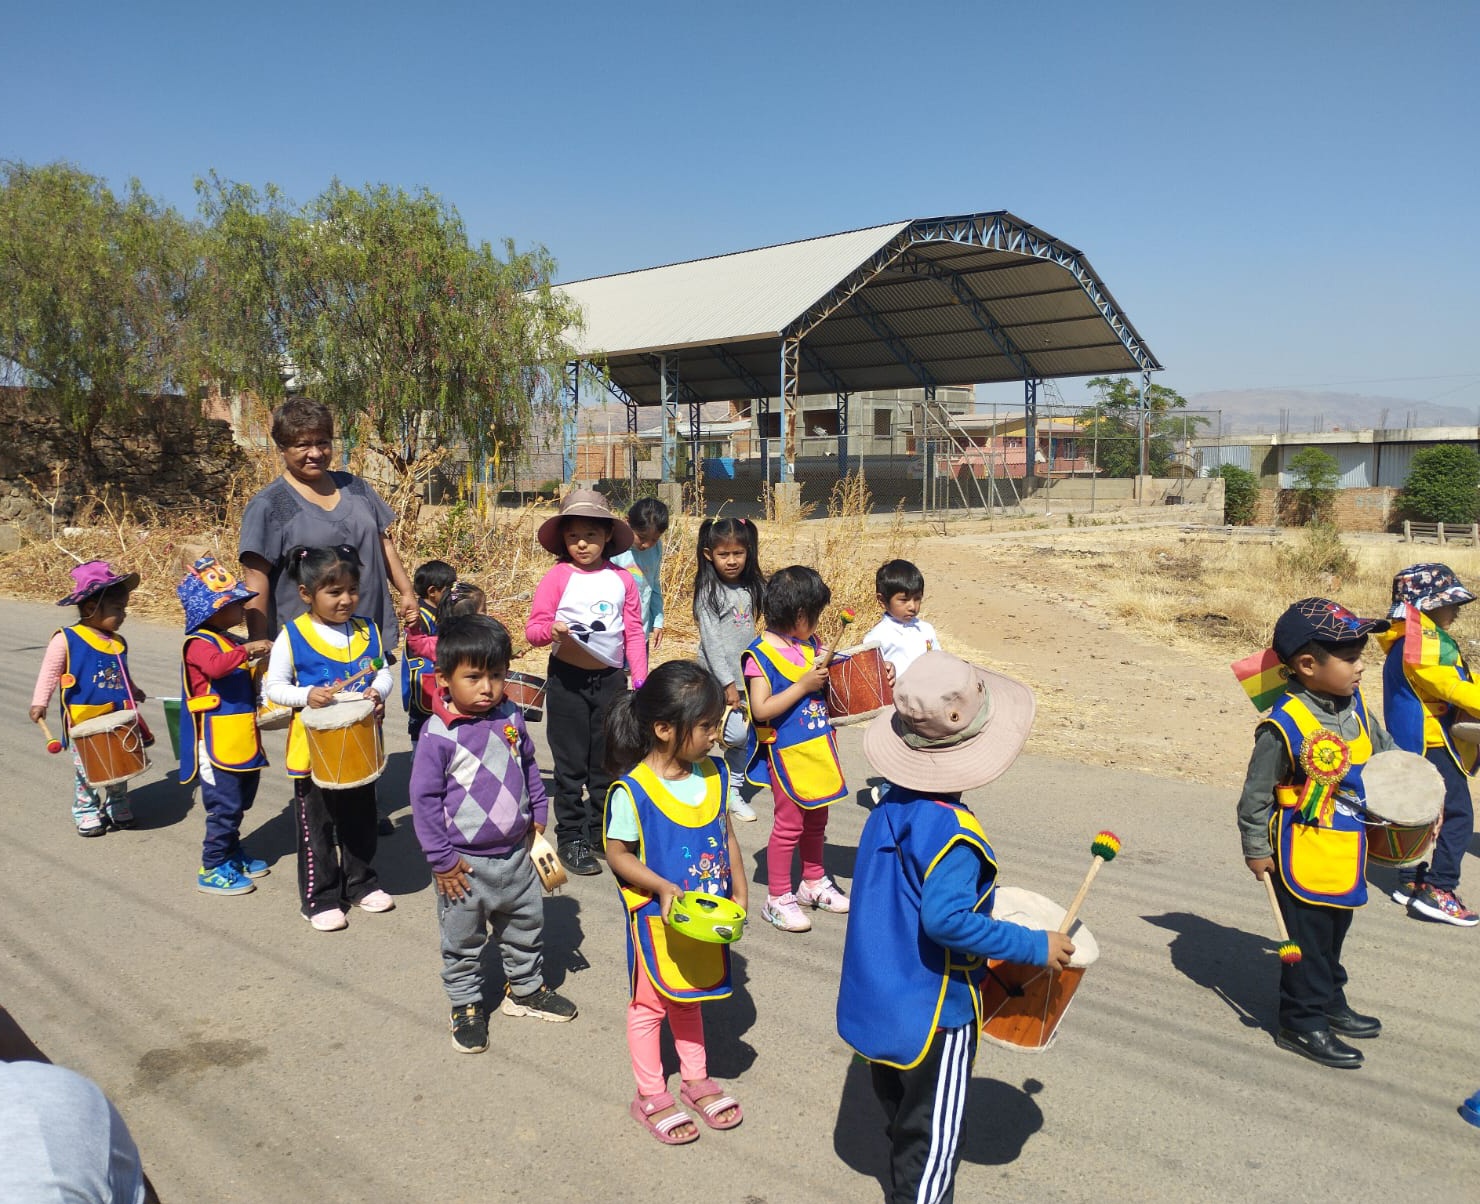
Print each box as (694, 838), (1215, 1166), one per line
(1231, 648), (1288, 713)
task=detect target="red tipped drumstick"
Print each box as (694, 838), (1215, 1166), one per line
(1058, 830), (1120, 934)
(1262, 872), (1302, 964)
(35, 717), (63, 754)
(817, 608), (857, 670)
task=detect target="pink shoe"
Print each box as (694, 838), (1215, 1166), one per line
(306, 908), (347, 932)
(356, 889), (395, 913)
(761, 893), (812, 932)
(798, 876), (850, 913)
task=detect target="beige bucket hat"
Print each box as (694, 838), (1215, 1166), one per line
(536, 489), (635, 557)
(862, 651), (1036, 793)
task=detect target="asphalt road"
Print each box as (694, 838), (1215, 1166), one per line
(2, 598), (1478, 1202)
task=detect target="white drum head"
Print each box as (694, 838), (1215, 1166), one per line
(1361, 750), (1444, 824)
(992, 885), (1099, 967)
(1451, 720), (1480, 744)
(69, 710), (138, 739)
(300, 695), (374, 731)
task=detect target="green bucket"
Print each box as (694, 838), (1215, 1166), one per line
(162, 697), (182, 761)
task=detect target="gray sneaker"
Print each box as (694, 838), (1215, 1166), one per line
(501, 985), (578, 1022)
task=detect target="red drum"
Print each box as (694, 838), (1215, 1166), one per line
(505, 672), (547, 722)
(1361, 749), (1444, 867)
(826, 644), (893, 726)
(70, 711), (150, 788)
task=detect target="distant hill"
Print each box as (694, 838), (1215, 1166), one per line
(1189, 389), (1479, 435)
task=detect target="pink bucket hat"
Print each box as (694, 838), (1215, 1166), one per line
(536, 489), (634, 557)
(56, 560), (141, 607)
(863, 651), (1036, 793)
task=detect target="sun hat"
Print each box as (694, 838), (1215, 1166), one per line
(56, 560), (141, 608)
(862, 651), (1036, 794)
(1387, 563), (1477, 619)
(536, 489), (634, 557)
(1271, 597), (1389, 662)
(177, 555), (258, 633)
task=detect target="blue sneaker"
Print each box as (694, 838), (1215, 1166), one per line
(232, 855), (270, 878)
(197, 863), (256, 896)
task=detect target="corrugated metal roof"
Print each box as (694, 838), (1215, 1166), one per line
(553, 213), (1158, 405)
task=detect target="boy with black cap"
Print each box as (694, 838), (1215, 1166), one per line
(1236, 597), (1396, 1069)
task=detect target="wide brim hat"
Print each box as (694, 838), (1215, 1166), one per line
(863, 651), (1036, 794)
(1387, 563), (1477, 619)
(57, 560), (141, 607)
(177, 556), (258, 632)
(536, 488), (634, 557)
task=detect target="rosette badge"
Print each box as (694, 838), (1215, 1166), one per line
(1297, 729), (1351, 822)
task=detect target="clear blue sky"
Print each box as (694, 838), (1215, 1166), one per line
(5, 1), (1477, 409)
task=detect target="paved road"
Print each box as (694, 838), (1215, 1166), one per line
(2, 599), (1477, 1202)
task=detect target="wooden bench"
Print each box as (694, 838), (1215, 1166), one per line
(1402, 520), (1480, 546)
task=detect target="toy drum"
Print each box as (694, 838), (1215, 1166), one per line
(826, 643), (894, 726)
(70, 711), (151, 789)
(979, 886), (1100, 1054)
(1360, 749), (1444, 867)
(530, 831), (567, 892)
(251, 662), (292, 731)
(505, 671), (547, 722)
(667, 893), (747, 944)
(1450, 718), (1480, 744)
(300, 693), (385, 789)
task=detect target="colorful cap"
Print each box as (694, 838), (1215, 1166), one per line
(1272, 597), (1389, 662)
(177, 556), (257, 632)
(56, 560), (140, 607)
(1387, 563), (1476, 619)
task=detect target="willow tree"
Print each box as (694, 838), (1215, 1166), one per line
(0, 161), (202, 461)
(198, 176), (583, 474)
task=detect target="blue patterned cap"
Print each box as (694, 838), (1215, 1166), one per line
(177, 556), (256, 632)
(1388, 563), (1476, 619)
(1272, 597), (1389, 662)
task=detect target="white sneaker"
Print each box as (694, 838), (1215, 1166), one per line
(762, 893), (812, 932)
(356, 889), (396, 913)
(729, 793), (756, 822)
(306, 908), (348, 932)
(797, 876), (850, 913)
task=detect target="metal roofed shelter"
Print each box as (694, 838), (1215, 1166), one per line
(553, 212), (1161, 485)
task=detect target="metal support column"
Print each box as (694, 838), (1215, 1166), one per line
(836, 392), (850, 470)
(779, 338), (800, 483)
(688, 400), (702, 482)
(660, 353), (679, 482)
(625, 396), (639, 487)
(560, 362), (579, 485)
(758, 396), (772, 484)
(1024, 378), (1039, 492)
(1138, 368), (1152, 480)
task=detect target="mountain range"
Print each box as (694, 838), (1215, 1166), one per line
(1187, 389), (1480, 435)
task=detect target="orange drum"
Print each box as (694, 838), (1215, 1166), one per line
(1361, 749), (1444, 867)
(826, 644), (893, 726)
(505, 672), (547, 722)
(70, 711), (150, 789)
(979, 887), (1099, 1054)
(300, 693), (385, 789)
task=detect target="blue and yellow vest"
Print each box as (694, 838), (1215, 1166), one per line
(179, 630), (268, 782)
(57, 625), (133, 746)
(605, 758), (733, 1004)
(741, 636), (847, 807)
(283, 614), (384, 779)
(401, 603), (438, 715)
(1264, 691), (1373, 909)
(1381, 618), (1479, 776)
(838, 792), (998, 1069)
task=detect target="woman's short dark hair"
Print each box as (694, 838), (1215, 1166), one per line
(271, 397), (335, 449)
(763, 565), (831, 630)
(435, 614), (512, 677)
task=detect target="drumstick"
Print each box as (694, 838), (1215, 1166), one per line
(816, 608), (856, 670)
(1262, 872), (1302, 964)
(1058, 830), (1120, 934)
(35, 717), (63, 755)
(329, 657), (386, 693)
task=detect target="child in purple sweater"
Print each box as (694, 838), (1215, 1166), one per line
(410, 614), (578, 1054)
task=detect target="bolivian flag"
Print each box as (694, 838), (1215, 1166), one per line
(1403, 603), (1459, 667)
(1231, 648), (1289, 713)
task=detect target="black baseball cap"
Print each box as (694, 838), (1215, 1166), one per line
(1272, 597), (1389, 662)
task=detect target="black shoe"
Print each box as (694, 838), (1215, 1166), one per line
(450, 1003), (489, 1054)
(1324, 1005), (1381, 1038)
(1275, 1027), (1364, 1068)
(501, 984), (578, 1023)
(558, 840), (601, 876)
(377, 816), (395, 836)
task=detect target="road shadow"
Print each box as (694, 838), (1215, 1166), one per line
(853, 777), (888, 811)
(750, 841), (856, 888)
(1143, 911), (1279, 1034)
(540, 893), (589, 991)
(833, 1054), (1044, 1195)
(695, 950), (758, 1079)
(128, 776), (195, 832)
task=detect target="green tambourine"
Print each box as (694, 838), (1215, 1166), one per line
(667, 893), (747, 944)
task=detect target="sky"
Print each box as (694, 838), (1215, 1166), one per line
(5, 1), (1478, 412)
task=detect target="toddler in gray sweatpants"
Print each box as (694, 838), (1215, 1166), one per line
(409, 614), (578, 1053)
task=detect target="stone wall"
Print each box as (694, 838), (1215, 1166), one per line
(1252, 486), (1398, 532)
(0, 388), (246, 535)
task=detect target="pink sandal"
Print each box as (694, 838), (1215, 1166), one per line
(630, 1092), (699, 1146)
(679, 1078), (743, 1130)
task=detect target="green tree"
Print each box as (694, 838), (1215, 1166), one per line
(1215, 463), (1259, 525)
(1397, 444), (1480, 525)
(1287, 447), (1340, 525)
(197, 177), (584, 471)
(1081, 376), (1202, 477)
(0, 161), (203, 460)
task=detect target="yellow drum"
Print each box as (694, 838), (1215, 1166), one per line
(70, 711), (150, 789)
(300, 693), (385, 789)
